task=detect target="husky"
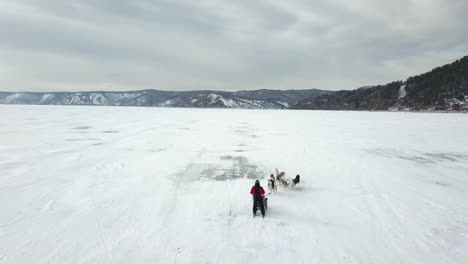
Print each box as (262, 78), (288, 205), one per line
(275, 168), (285, 182)
(275, 168), (289, 189)
(279, 178), (290, 189)
(267, 174), (277, 194)
(291, 174), (300, 188)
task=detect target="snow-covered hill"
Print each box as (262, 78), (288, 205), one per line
(1, 105), (467, 264)
(0, 89), (330, 109)
(294, 56), (468, 111)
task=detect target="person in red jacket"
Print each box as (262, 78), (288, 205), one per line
(250, 180), (266, 217)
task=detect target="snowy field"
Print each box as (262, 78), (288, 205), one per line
(1, 105), (468, 264)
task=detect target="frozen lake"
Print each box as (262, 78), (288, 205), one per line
(1, 105), (467, 264)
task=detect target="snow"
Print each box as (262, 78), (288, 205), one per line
(220, 98), (235, 108)
(399, 85), (407, 99)
(107, 92), (141, 100)
(207, 93), (221, 103)
(278, 101), (289, 108)
(2, 93), (29, 104)
(1, 105), (468, 264)
(89, 93), (109, 105)
(39, 94), (55, 104)
(161, 99), (174, 106)
(447, 96), (467, 110)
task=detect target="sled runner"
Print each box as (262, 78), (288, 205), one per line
(257, 197), (268, 211)
(254, 197), (268, 217)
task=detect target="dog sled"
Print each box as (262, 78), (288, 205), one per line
(253, 196), (268, 218)
(257, 197), (268, 211)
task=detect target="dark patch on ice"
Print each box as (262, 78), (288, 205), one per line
(234, 149), (246, 152)
(237, 143), (247, 147)
(434, 181), (451, 187)
(398, 155), (435, 164)
(102, 130), (119, 133)
(366, 148), (468, 164)
(92, 143), (104, 146)
(425, 153), (468, 161)
(213, 156), (265, 181)
(72, 125), (92, 130)
(172, 156), (264, 183)
(200, 166), (220, 179)
(177, 127), (191, 131)
(249, 135), (258, 138)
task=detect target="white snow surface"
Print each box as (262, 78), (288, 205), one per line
(1, 105), (468, 264)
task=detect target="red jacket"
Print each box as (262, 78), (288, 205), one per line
(250, 186), (265, 198)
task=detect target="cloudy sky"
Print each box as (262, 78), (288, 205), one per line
(1, 0), (467, 92)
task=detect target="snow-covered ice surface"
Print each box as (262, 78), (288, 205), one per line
(1, 105), (468, 264)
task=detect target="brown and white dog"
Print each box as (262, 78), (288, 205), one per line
(275, 169), (290, 189)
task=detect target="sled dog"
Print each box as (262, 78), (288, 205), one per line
(268, 178), (277, 194)
(291, 174), (300, 188)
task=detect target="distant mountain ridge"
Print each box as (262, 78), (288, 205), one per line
(2, 56), (467, 111)
(294, 56), (468, 111)
(0, 89), (330, 109)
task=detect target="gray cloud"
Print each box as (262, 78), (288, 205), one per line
(1, 0), (467, 92)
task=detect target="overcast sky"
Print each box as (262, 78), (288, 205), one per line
(1, 0), (467, 92)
